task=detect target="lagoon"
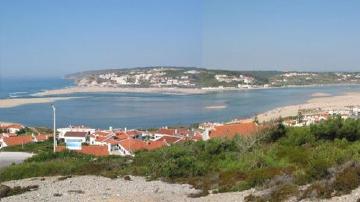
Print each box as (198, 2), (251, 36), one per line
(1, 78), (360, 129)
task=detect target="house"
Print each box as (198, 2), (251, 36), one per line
(117, 138), (167, 156)
(157, 127), (190, 136)
(0, 124), (24, 134)
(56, 145), (110, 156)
(205, 122), (260, 140)
(157, 135), (184, 144)
(63, 131), (89, 150)
(0, 135), (33, 149)
(57, 125), (95, 139)
(34, 134), (49, 142)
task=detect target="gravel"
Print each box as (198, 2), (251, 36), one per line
(2, 175), (360, 202)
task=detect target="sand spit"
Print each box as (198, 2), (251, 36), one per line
(205, 105), (227, 109)
(257, 92), (360, 122)
(33, 86), (210, 96)
(0, 97), (80, 108)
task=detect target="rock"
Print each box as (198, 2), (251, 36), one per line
(68, 190), (85, 194)
(123, 175), (131, 181)
(57, 176), (72, 181)
(0, 184), (11, 198)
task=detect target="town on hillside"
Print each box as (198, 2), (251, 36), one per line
(1, 105), (359, 157)
(67, 67), (360, 89)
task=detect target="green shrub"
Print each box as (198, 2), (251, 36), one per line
(281, 127), (314, 146)
(333, 165), (360, 195)
(2, 117), (360, 199)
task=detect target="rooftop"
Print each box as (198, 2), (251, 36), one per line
(209, 122), (260, 139)
(64, 131), (88, 138)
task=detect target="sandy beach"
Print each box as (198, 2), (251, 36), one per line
(0, 97), (79, 108)
(32, 86), (210, 96)
(32, 84), (360, 97)
(257, 92), (360, 122)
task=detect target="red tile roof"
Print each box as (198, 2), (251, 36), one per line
(209, 122), (260, 139)
(158, 128), (176, 136)
(80, 145), (109, 156)
(145, 140), (167, 150)
(93, 131), (111, 137)
(119, 138), (167, 152)
(2, 124), (24, 129)
(35, 134), (49, 142)
(157, 128), (190, 136)
(192, 133), (203, 141)
(3, 135), (33, 146)
(64, 131), (88, 137)
(177, 128), (190, 136)
(103, 139), (122, 145)
(158, 136), (183, 144)
(115, 132), (129, 140)
(126, 130), (142, 137)
(95, 136), (109, 142)
(119, 139), (147, 152)
(56, 145), (109, 156)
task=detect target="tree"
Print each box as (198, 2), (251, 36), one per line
(266, 118), (287, 142)
(297, 111), (304, 123)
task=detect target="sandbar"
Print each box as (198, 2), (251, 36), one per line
(0, 97), (79, 108)
(257, 92), (360, 122)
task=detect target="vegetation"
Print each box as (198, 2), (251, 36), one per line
(1, 139), (54, 153)
(16, 127), (35, 135)
(0, 184), (39, 199)
(2, 117), (360, 201)
(67, 66), (360, 88)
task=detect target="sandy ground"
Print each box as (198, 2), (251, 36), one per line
(0, 152), (33, 169)
(2, 175), (360, 202)
(257, 92), (360, 122)
(33, 84), (360, 97)
(32, 86), (210, 96)
(0, 97), (80, 108)
(1, 175), (255, 202)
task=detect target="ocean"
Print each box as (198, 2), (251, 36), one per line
(1, 78), (360, 129)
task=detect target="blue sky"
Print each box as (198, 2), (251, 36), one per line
(0, 0), (359, 77)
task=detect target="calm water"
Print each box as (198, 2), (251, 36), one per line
(1, 78), (360, 129)
(0, 77), (73, 99)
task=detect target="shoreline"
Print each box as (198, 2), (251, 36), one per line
(256, 92), (360, 122)
(32, 86), (210, 96)
(1, 85), (360, 126)
(32, 83), (360, 97)
(0, 97), (80, 108)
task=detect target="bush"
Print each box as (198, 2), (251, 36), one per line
(266, 121), (287, 142)
(333, 164), (360, 195)
(280, 127), (314, 146)
(311, 116), (360, 141)
(2, 118), (360, 200)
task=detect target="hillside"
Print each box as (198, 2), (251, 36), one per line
(65, 67), (360, 88)
(2, 117), (360, 201)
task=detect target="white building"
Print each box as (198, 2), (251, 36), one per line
(57, 126), (95, 139)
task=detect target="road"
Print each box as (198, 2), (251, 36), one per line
(0, 152), (33, 169)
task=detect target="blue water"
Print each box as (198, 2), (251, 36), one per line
(0, 77), (73, 99)
(1, 78), (360, 129)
